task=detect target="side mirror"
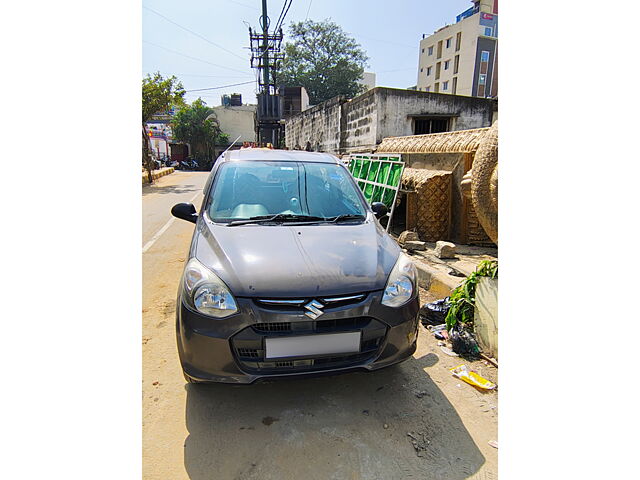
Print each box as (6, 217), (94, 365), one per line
(171, 203), (198, 223)
(371, 202), (388, 219)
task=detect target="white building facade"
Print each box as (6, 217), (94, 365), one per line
(416, 0), (498, 98)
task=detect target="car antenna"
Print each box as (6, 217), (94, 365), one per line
(222, 135), (242, 157)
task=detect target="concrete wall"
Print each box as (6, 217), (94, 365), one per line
(285, 95), (345, 152)
(375, 88), (492, 139)
(341, 90), (378, 153)
(285, 87), (493, 154)
(474, 277), (498, 359)
(210, 105), (256, 144)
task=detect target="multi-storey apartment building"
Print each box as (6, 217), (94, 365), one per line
(417, 0), (498, 98)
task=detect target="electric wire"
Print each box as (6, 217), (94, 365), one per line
(227, 0), (259, 10)
(273, 0), (288, 32)
(144, 71), (254, 79)
(305, 0), (313, 20)
(184, 80), (255, 92)
(143, 5), (247, 61)
(274, 0), (293, 32)
(143, 40), (250, 74)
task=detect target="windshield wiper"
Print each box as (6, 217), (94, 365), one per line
(325, 214), (366, 223)
(227, 214), (325, 226)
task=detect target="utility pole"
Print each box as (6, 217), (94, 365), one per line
(249, 0), (284, 146)
(261, 0), (270, 95)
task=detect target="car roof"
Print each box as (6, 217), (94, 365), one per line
(220, 148), (341, 164)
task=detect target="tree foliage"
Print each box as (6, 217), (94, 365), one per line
(172, 99), (228, 167)
(280, 19), (368, 105)
(141, 73), (185, 182)
(142, 72), (185, 123)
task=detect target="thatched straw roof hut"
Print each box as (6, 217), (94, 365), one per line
(376, 127), (489, 154)
(373, 127), (493, 245)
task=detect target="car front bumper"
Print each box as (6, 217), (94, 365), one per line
(176, 290), (419, 384)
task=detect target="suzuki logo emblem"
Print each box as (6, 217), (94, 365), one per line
(304, 300), (324, 319)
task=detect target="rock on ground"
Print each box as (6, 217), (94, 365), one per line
(435, 241), (457, 259)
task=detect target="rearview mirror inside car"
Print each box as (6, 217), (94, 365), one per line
(171, 203), (198, 224)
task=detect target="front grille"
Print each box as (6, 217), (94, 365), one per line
(252, 317), (370, 334)
(236, 348), (260, 358)
(231, 316), (388, 374)
(253, 322), (292, 332)
(316, 317), (369, 332)
(240, 352), (377, 372)
(255, 293), (368, 311)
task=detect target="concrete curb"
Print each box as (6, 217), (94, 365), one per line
(414, 260), (464, 299)
(142, 167), (175, 184)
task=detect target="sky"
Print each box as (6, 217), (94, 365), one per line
(142, 0), (473, 106)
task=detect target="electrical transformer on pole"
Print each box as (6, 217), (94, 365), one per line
(249, 0), (286, 147)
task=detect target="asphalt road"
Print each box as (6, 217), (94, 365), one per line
(142, 171), (498, 480)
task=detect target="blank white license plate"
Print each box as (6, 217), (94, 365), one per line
(265, 332), (361, 359)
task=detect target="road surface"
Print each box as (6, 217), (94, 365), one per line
(142, 171), (498, 480)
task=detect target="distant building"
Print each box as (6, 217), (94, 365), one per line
(221, 93), (243, 107)
(358, 72), (376, 91)
(146, 115), (173, 160)
(282, 86), (310, 118)
(209, 95), (257, 144)
(416, 0), (498, 98)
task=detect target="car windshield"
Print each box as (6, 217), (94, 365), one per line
(206, 161), (367, 223)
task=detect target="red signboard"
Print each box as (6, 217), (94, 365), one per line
(481, 13), (494, 20)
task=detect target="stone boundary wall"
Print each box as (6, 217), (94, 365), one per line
(285, 87), (495, 155)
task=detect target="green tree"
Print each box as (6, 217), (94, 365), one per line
(142, 72), (185, 183)
(280, 19), (368, 105)
(172, 99), (228, 170)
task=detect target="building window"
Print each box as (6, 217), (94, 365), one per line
(446, 38), (452, 48)
(414, 117), (450, 135)
(454, 55), (460, 74)
(452, 77), (457, 95)
(420, 67), (423, 73)
(434, 82), (440, 93)
(425, 86), (430, 92)
(435, 62), (441, 80)
(484, 26), (493, 36)
(455, 32), (462, 51)
(437, 40), (443, 59)
(426, 66), (432, 76)
(478, 74), (487, 85)
(444, 60), (450, 70)
(428, 46), (433, 55)
(442, 81), (449, 91)
(481, 50), (490, 62)
(421, 48), (424, 53)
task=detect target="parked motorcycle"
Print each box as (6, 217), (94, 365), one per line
(178, 158), (198, 171)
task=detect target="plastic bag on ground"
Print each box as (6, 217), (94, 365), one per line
(419, 297), (450, 326)
(450, 364), (496, 390)
(450, 324), (481, 357)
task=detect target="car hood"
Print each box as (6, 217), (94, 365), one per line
(193, 217), (400, 297)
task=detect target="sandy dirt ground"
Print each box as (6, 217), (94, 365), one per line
(142, 172), (498, 480)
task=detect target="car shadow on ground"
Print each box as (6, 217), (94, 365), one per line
(183, 353), (486, 480)
(142, 183), (201, 196)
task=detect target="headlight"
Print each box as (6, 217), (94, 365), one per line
(182, 258), (238, 318)
(381, 253), (417, 307)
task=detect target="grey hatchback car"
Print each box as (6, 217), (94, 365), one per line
(171, 148), (419, 384)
